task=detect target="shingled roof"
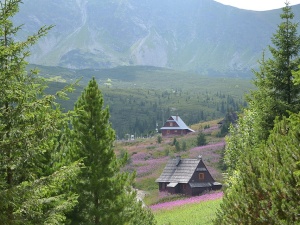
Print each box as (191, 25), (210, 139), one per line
(155, 157), (203, 183)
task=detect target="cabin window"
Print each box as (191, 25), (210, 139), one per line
(174, 130), (177, 133)
(199, 173), (205, 180)
(161, 183), (166, 190)
(182, 184), (186, 190)
(170, 122), (173, 126)
(167, 130), (170, 134)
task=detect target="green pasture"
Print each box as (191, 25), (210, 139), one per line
(153, 198), (222, 225)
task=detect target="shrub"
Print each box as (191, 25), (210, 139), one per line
(157, 135), (162, 144)
(197, 132), (207, 146)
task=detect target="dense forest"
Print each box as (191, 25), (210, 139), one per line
(46, 81), (247, 138)
(28, 62), (252, 138)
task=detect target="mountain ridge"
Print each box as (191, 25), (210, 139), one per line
(15, 0), (300, 75)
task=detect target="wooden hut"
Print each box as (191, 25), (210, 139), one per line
(156, 156), (222, 196)
(160, 116), (194, 137)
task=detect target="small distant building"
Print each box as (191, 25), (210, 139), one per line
(155, 156), (222, 196)
(160, 116), (194, 137)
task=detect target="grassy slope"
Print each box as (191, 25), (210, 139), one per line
(154, 198), (222, 225)
(115, 119), (226, 206)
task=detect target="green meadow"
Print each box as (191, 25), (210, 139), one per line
(153, 198), (222, 225)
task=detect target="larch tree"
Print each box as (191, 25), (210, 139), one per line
(70, 77), (155, 225)
(0, 0), (80, 224)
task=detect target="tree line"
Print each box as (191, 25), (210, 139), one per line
(0, 1), (155, 224)
(47, 81), (246, 139)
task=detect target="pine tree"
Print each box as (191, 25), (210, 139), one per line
(70, 77), (155, 225)
(0, 0), (80, 224)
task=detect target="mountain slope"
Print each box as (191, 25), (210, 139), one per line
(15, 0), (300, 74)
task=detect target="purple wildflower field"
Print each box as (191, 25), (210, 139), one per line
(134, 157), (168, 177)
(189, 141), (225, 178)
(150, 191), (223, 211)
(123, 138), (225, 184)
(189, 141), (225, 159)
(118, 123), (226, 206)
(202, 125), (219, 134)
(126, 151), (168, 179)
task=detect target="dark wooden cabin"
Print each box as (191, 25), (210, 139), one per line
(160, 116), (194, 137)
(155, 156), (222, 196)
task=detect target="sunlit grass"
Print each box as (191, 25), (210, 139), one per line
(153, 198), (221, 225)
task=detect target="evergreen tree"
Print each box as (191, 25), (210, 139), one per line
(248, 2), (300, 140)
(216, 3), (300, 224)
(70, 77), (155, 225)
(216, 114), (300, 224)
(172, 137), (177, 146)
(0, 0), (80, 224)
(181, 140), (187, 151)
(157, 135), (162, 144)
(197, 132), (207, 146)
(175, 140), (181, 152)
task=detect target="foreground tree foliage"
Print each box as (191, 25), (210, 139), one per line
(215, 3), (300, 224)
(216, 114), (300, 224)
(0, 0), (80, 224)
(69, 77), (156, 225)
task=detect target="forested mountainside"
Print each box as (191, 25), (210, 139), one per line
(38, 65), (252, 138)
(15, 0), (300, 76)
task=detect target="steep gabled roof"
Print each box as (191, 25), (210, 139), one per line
(155, 157), (202, 183)
(160, 116), (195, 132)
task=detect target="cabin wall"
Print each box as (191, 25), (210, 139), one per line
(167, 185), (180, 194)
(181, 184), (192, 195)
(165, 121), (179, 127)
(190, 161), (215, 183)
(190, 170), (214, 183)
(161, 129), (189, 137)
(191, 187), (212, 196)
(158, 182), (168, 191)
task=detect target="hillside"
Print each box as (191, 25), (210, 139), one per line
(15, 0), (300, 75)
(36, 65), (252, 138)
(113, 119), (225, 206)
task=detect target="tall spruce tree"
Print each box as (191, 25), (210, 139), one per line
(0, 0), (80, 224)
(216, 3), (300, 224)
(225, 1), (300, 174)
(70, 77), (155, 225)
(248, 1), (300, 140)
